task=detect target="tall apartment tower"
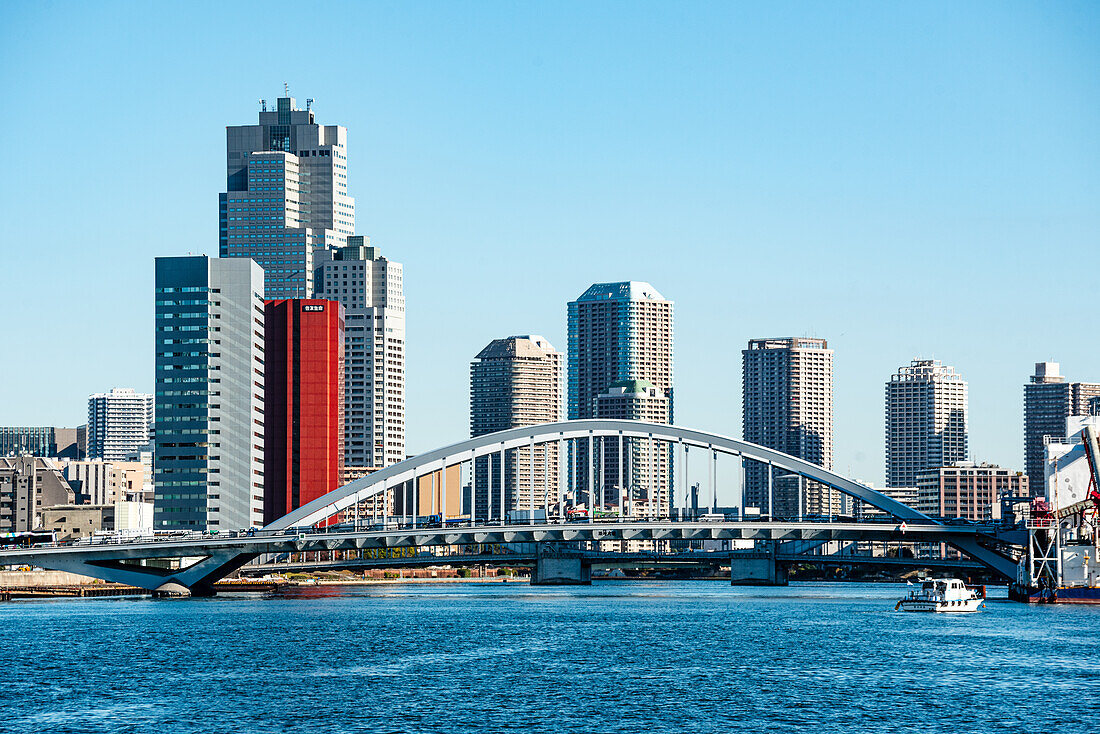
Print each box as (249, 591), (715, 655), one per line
(153, 256), (265, 532)
(220, 94), (355, 299)
(1024, 362), (1100, 496)
(567, 282), (673, 421)
(470, 335), (563, 520)
(885, 359), (968, 488)
(263, 299), (345, 525)
(742, 338), (836, 515)
(314, 238), (406, 469)
(594, 379), (670, 513)
(568, 282), (673, 513)
(87, 388), (153, 461)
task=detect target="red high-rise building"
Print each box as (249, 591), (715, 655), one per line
(264, 299), (345, 525)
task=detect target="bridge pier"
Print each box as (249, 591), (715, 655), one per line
(531, 545), (591, 586)
(14, 549), (259, 597)
(730, 545), (787, 586)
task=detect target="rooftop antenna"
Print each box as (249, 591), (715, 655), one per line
(259, 99), (266, 111)
(306, 98), (313, 111)
(284, 82), (290, 97)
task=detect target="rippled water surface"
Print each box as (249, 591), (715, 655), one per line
(3, 581), (1099, 733)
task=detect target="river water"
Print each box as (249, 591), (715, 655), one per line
(3, 581), (1098, 733)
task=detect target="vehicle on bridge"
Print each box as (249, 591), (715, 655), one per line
(0, 531), (56, 548)
(566, 507), (589, 522)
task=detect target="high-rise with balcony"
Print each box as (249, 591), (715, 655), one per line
(886, 359), (968, 488)
(314, 237), (405, 469)
(594, 379), (670, 513)
(87, 388), (153, 461)
(1024, 361), (1100, 497)
(568, 282), (673, 512)
(742, 338), (836, 515)
(567, 282), (673, 422)
(153, 256), (265, 532)
(470, 335), (564, 520)
(220, 94), (355, 299)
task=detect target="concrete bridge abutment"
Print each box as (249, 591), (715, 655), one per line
(730, 545), (787, 586)
(531, 545), (591, 586)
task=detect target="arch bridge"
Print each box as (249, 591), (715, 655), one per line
(0, 420), (1019, 593)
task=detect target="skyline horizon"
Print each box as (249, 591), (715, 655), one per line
(10, 252), (1091, 485)
(4, 3), (1098, 489)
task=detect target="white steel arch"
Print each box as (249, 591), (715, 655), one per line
(267, 420), (927, 530)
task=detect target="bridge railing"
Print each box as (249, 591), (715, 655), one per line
(16, 513), (993, 553)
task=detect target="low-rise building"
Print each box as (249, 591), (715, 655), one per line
(855, 485), (918, 520)
(59, 460), (148, 505)
(0, 456), (75, 533)
(113, 500), (153, 534)
(0, 426), (85, 459)
(915, 462), (1028, 521)
(41, 504), (115, 541)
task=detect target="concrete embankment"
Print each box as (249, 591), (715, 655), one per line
(0, 570), (285, 600)
(0, 566), (531, 600)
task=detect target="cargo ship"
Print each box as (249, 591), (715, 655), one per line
(1011, 419), (1100, 604)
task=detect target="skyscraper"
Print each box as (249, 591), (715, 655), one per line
(567, 282), (673, 421)
(220, 94), (355, 299)
(263, 298), (345, 525)
(885, 359), (968, 488)
(1024, 361), (1100, 497)
(568, 282), (673, 512)
(153, 256), (265, 531)
(470, 335), (563, 520)
(314, 237), (406, 469)
(87, 388), (153, 460)
(594, 379), (670, 514)
(742, 338), (836, 515)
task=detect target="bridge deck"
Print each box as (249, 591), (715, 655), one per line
(0, 519), (993, 565)
(246, 548), (987, 575)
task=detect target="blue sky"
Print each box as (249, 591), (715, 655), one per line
(2, 1), (1098, 488)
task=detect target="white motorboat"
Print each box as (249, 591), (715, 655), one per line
(895, 578), (985, 612)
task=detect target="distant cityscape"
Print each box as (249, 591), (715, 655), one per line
(2, 93), (1097, 540)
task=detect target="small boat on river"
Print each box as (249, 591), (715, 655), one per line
(895, 579), (984, 613)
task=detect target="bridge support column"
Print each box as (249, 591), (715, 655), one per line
(730, 544), (787, 586)
(532, 545), (591, 586)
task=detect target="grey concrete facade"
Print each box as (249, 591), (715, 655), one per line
(742, 338), (837, 515)
(153, 256), (265, 532)
(470, 335), (564, 520)
(886, 359), (968, 488)
(0, 456), (75, 533)
(220, 95), (355, 299)
(314, 239), (406, 469)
